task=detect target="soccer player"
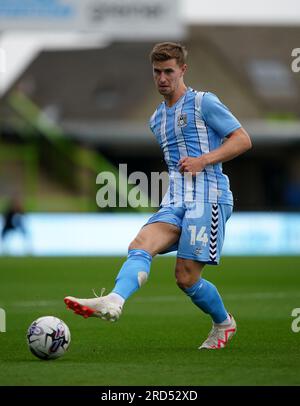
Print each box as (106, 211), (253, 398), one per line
(65, 42), (252, 350)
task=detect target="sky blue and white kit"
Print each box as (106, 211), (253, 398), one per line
(147, 88), (241, 264)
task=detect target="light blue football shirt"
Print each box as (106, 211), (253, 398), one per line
(149, 88), (241, 206)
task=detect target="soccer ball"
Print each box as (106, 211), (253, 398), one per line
(27, 316), (71, 360)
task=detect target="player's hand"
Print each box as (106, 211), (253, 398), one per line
(178, 156), (207, 176)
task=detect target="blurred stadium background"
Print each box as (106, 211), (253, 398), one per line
(0, 0), (300, 256)
(1, 0), (300, 388)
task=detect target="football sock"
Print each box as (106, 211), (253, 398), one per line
(215, 314), (231, 326)
(112, 249), (152, 300)
(183, 278), (229, 324)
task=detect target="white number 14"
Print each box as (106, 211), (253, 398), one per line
(188, 226), (208, 246)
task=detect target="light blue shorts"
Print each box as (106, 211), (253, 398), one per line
(145, 202), (233, 265)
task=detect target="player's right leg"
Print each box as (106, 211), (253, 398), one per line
(64, 222), (180, 321)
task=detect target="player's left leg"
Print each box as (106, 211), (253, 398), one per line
(175, 258), (236, 349)
(175, 258), (228, 323)
(176, 202), (236, 349)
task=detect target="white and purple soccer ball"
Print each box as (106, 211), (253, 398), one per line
(27, 316), (71, 360)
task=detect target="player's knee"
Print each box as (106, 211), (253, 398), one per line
(175, 264), (195, 290)
(128, 238), (157, 257)
(128, 235), (146, 251)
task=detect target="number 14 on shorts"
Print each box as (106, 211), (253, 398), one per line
(188, 226), (208, 246)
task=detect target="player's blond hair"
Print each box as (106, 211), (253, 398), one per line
(150, 42), (187, 66)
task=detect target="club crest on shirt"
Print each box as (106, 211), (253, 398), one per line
(177, 113), (188, 127)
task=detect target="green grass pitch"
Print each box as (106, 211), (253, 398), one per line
(0, 256), (300, 386)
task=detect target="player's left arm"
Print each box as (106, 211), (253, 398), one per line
(179, 127), (252, 175)
(179, 92), (251, 175)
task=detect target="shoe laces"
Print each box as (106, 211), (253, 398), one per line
(207, 325), (220, 341)
(92, 288), (106, 298)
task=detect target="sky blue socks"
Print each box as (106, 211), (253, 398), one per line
(112, 249), (152, 300)
(111, 249), (227, 324)
(184, 278), (228, 324)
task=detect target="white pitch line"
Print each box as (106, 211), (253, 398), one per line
(134, 291), (300, 303)
(10, 300), (61, 308)
(6, 291), (300, 308)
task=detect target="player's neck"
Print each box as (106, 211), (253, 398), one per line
(164, 85), (188, 107)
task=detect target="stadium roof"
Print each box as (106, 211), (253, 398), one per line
(1, 25), (300, 145)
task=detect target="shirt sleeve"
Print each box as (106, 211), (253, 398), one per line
(201, 92), (241, 138)
(149, 109), (158, 133)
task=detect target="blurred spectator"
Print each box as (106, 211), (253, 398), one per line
(1, 198), (28, 254)
(283, 157), (300, 209)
